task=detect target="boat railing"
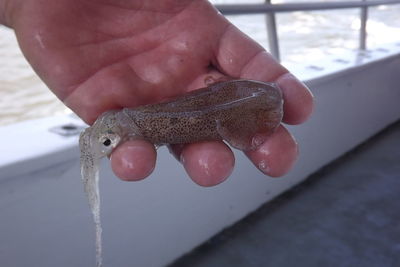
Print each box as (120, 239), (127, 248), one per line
(215, 0), (400, 61)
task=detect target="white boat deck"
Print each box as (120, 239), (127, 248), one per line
(1, 44), (400, 266)
(170, 120), (400, 267)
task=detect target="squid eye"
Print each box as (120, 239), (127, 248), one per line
(103, 139), (111, 146)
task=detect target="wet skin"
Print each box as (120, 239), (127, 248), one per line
(81, 80), (284, 179)
(2, 0), (314, 186)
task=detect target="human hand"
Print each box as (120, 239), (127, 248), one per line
(4, 0), (313, 186)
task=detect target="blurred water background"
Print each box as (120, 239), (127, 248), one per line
(1, 0), (399, 126)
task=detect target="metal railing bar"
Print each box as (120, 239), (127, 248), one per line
(265, 0), (280, 61)
(359, 0), (369, 50)
(216, 0), (400, 15)
(215, 0), (400, 61)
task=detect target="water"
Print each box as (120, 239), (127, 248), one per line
(1, 0), (399, 126)
(0, 26), (71, 125)
(219, 0), (400, 64)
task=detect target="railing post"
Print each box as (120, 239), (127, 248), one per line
(359, 0), (368, 50)
(265, 0), (280, 62)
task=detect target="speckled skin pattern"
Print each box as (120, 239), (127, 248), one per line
(121, 79), (283, 150)
(81, 79), (284, 158)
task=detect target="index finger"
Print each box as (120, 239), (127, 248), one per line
(214, 25), (314, 124)
(212, 24), (314, 176)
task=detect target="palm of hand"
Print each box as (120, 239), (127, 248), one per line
(14, 0), (229, 122)
(11, 0), (313, 185)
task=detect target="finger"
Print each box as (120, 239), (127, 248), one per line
(276, 73), (314, 125)
(110, 139), (157, 181)
(185, 69), (228, 92)
(240, 54), (314, 124)
(172, 141), (235, 187)
(214, 25), (314, 124)
(167, 143), (185, 161)
(245, 125), (298, 177)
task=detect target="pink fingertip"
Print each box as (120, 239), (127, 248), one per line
(246, 126), (298, 177)
(111, 140), (156, 181)
(181, 141), (234, 187)
(277, 73), (314, 125)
